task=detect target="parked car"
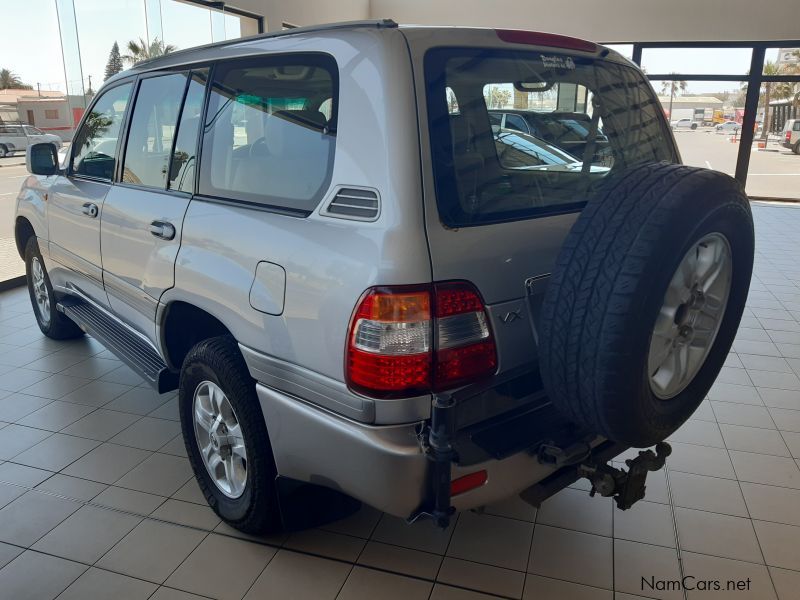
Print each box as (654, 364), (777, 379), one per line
(671, 117), (698, 130)
(0, 123), (61, 157)
(716, 120), (741, 133)
(15, 21), (754, 534)
(488, 109), (613, 166)
(782, 118), (800, 154)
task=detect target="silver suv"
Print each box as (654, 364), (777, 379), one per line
(0, 123), (62, 157)
(15, 21), (754, 533)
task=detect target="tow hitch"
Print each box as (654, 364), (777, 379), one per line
(577, 442), (672, 510)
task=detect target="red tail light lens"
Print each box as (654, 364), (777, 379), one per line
(787, 131), (792, 143)
(346, 281), (497, 397)
(450, 470), (488, 496)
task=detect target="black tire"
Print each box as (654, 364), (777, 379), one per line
(0, 145), (7, 158)
(690, 123), (698, 130)
(793, 141), (800, 155)
(25, 238), (84, 340)
(179, 335), (280, 534)
(539, 163), (754, 447)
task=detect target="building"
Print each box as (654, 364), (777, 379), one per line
(0, 89), (72, 140)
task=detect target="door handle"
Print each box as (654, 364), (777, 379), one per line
(149, 220), (176, 240)
(81, 203), (99, 218)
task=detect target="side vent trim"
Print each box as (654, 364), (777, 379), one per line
(322, 186), (380, 222)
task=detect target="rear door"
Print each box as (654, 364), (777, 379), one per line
(100, 69), (206, 342)
(406, 30), (678, 375)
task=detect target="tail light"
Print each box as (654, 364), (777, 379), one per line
(495, 29), (598, 53)
(787, 130), (792, 143)
(347, 281), (497, 398)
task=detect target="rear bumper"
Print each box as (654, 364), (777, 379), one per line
(255, 381), (614, 518)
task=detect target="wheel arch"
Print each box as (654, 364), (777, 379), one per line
(160, 300), (236, 371)
(15, 216), (36, 260)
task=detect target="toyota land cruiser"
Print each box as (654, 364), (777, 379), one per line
(15, 20), (754, 533)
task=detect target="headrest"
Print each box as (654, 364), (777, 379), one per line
(264, 109), (328, 156)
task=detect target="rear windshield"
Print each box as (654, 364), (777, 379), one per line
(425, 48), (678, 227)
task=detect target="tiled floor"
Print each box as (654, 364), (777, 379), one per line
(0, 203), (798, 599)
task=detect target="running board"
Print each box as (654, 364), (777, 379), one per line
(57, 297), (178, 393)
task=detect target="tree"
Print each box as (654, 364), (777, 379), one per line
(760, 61), (784, 140)
(122, 37), (177, 66)
(104, 42), (124, 81)
(0, 68), (32, 90)
(484, 86), (512, 109)
(660, 76), (688, 120)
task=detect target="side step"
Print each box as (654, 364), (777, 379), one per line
(57, 297), (178, 393)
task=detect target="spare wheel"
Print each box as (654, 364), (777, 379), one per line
(539, 163), (754, 447)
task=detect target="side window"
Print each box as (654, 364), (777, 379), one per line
(199, 54), (338, 212)
(794, 121), (800, 131)
(72, 82), (132, 180)
(122, 73), (186, 188)
(504, 114), (528, 133)
(169, 69), (208, 193)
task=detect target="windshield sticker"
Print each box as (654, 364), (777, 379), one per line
(540, 54), (576, 70)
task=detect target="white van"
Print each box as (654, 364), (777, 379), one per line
(782, 119), (800, 154)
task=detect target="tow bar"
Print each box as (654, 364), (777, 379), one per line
(577, 442), (672, 510)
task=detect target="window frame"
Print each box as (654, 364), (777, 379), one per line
(68, 77), (135, 183)
(195, 51), (340, 217)
(117, 69), (195, 195)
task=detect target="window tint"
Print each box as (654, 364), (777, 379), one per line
(25, 126), (44, 136)
(199, 54), (337, 212)
(73, 82), (132, 180)
(169, 70), (208, 193)
(794, 121), (800, 131)
(123, 73), (186, 188)
(426, 49), (676, 227)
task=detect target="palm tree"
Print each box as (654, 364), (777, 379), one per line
(660, 76), (688, 120)
(0, 68), (31, 90)
(760, 61), (784, 140)
(122, 37), (177, 66)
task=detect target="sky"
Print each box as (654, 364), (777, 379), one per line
(0, 2), (792, 98)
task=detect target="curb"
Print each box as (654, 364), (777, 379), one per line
(0, 162), (25, 168)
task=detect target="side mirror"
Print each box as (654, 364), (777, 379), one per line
(27, 143), (60, 176)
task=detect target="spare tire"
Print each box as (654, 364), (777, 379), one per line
(539, 163), (754, 447)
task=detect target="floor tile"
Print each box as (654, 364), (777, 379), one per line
(729, 450), (800, 488)
(716, 366), (753, 385)
(59, 356), (122, 379)
(20, 373), (91, 400)
(681, 552), (776, 599)
(752, 520), (800, 570)
(284, 528), (366, 562)
(0, 490), (80, 546)
(739, 353), (792, 372)
(57, 567), (157, 600)
(103, 387), (173, 416)
(158, 434), (188, 458)
(61, 409), (141, 441)
(114, 453), (192, 496)
(0, 482), (26, 510)
(0, 550), (86, 600)
(733, 340), (781, 357)
(719, 424), (791, 456)
(668, 419), (725, 448)
(148, 397), (179, 421)
(0, 423), (51, 460)
(150, 498), (220, 530)
(527, 525), (612, 590)
(16, 400), (95, 431)
(93, 485), (166, 515)
(769, 566), (800, 600)
(431, 584), (507, 599)
(12, 432), (99, 471)
(322, 504), (382, 539)
(25, 350), (89, 374)
(711, 402), (776, 428)
(613, 500), (676, 547)
(0, 541), (23, 569)
(666, 442), (736, 479)
(337, 566), (432, 600)
(438, 557), (525, 598)
(244, 549), (350, 600)
(33, 504), (142, 563)
(537, 486), (612, 537)
(0, 393), (53, 422)
(674, 507), (763, 563)
(62, 443), (151, 484)
(0, 367), (50, 392)
(171, 477), (206, 505)
(747, 369), (800, 390)
(371, 514), (455, 555)
(707, 382), (763, 405)
(614, 539), (682, 600)
(166, 533), (276, 600)
(0, 462), (53, 486)
(100, 364), (146, 387)
(757, 387), (800, 409)
(668, 471), (749, 517)
(357, 540), (442, 580)
(35, 473), (107, 502)
(446, 511), (533, 571)
(522, 574), (611, 600)
(96, 519), (206, 584)
(149, 589), (209, 600)
(109, 416), (181, 451)
(782, 430), (800, 458)
(483, 494), (537, 522)
(59, 380), (134, 407)
(769, 407), (800, 432)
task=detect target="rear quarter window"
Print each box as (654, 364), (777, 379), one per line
(198, 53), (338, 214)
